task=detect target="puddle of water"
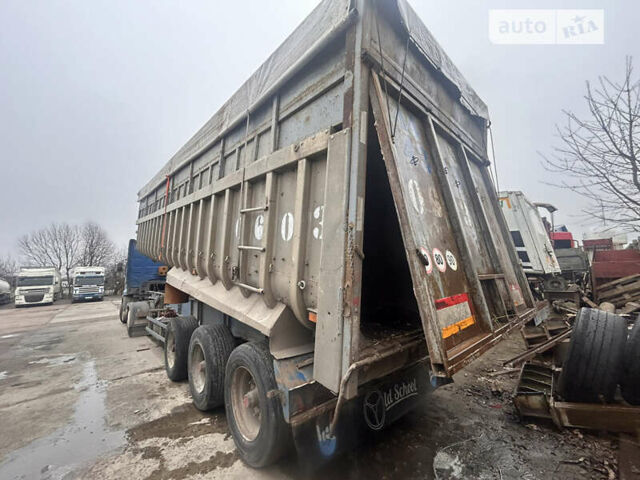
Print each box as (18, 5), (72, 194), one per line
(0, 371), (7, 380)
(0, 360), (125, 479)
(29, 355), (77, 367)
(1, 334), (19, 339)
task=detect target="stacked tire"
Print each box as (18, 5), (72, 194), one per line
(621, 320), (640, 405)
(559, 308), (638, 405)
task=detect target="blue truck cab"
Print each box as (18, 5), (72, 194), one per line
(119, 239), (166, 322)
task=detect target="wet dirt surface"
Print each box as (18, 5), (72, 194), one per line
(0, 298), (621, 479)
(0, 359), (125, 479)
(127, 403), (230, 442)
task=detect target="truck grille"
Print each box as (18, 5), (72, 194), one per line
(22, 288), (47, 294)
(78, 287), (100, 294)
(25, 293), (45, 303)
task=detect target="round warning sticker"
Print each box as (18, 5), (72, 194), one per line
(432, 248), (447, 273)
(419, 246), (433, 274)
(445, 250), (458, 271)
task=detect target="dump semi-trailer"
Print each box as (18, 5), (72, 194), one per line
(133, 0), (537, 466)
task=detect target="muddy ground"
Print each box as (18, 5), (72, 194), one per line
(0, 298), (619, 479)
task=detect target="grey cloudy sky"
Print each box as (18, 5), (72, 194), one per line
(0, 0), (637, 257)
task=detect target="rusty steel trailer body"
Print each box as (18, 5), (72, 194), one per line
(133, 0), (536, 461)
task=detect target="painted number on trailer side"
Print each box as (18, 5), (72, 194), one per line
(281, 213), (294, 241)
(408, 179), (424, 215)
(313, 205), (324, 240)
(254, 214), (264, 241)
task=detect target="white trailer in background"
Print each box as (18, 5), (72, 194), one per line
(499, 191), (563, 290)
(0, 279), (11, 305)
(14, 267), (62, 306)
(71, 266), (106, 302)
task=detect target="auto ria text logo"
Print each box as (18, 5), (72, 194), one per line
(489, 10), (604, 45)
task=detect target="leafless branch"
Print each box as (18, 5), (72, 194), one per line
(541, 56), (640, 232)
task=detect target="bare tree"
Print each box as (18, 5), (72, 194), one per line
(18, 223), (81, 285)
(0, 254), (18, 283)
(542, 57), (640, 231)
(79, 222), (115, 267)
(105, 244), (128, 295)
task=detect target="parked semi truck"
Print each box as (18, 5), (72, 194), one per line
(131, 0), (537, 467)
(71, 266), (105, 302)
(14, 267), (62, 307)
(119, 239), (167, 336)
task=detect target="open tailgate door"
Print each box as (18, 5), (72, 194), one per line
(369, 72), (536, 379)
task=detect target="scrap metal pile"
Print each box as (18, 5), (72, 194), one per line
(595, 274), (640, 315)
(509, 304), (640, 434)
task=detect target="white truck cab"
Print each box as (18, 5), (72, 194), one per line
(15, 267), (62, 306)
(71, 266), (106, 302)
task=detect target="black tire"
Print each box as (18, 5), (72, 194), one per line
(164, 316), (198, 381)
(224, 342), (290, 468)
(621, 320), (640, 405)
(559, 307), (627, 403)
(188, 324), (235, 411)
(119, 296), (131, 324)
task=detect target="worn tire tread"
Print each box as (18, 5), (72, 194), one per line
(224, 342), (290, 468)
(559, 308), (627, 403)
(188, 324), (235, 411)
(165, 316), (198, 381)
(621, 321), (640, 405)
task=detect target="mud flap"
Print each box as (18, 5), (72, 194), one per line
(291, 361), (432, 469)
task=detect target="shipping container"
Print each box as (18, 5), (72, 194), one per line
(131, 0), (537, 466)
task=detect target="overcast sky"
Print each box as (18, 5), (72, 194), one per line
(0, 0), (637, 258)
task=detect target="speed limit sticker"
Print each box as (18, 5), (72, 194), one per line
(432, 248), (447, 273)
(445, 250), (458, 271)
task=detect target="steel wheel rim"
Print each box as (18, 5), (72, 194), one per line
(166, 331), (176, 369)
(230, 366), (261, 441)
(191, 343), (206, 394)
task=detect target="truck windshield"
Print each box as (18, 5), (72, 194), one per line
(74, 276), (105, 286)
(17, 276), (53, 287)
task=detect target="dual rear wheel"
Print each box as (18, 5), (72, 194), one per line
(163, 318), (289, 467)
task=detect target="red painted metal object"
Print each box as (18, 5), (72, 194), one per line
(550, 231), (577, 249)
(592, 249), (640, 287)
